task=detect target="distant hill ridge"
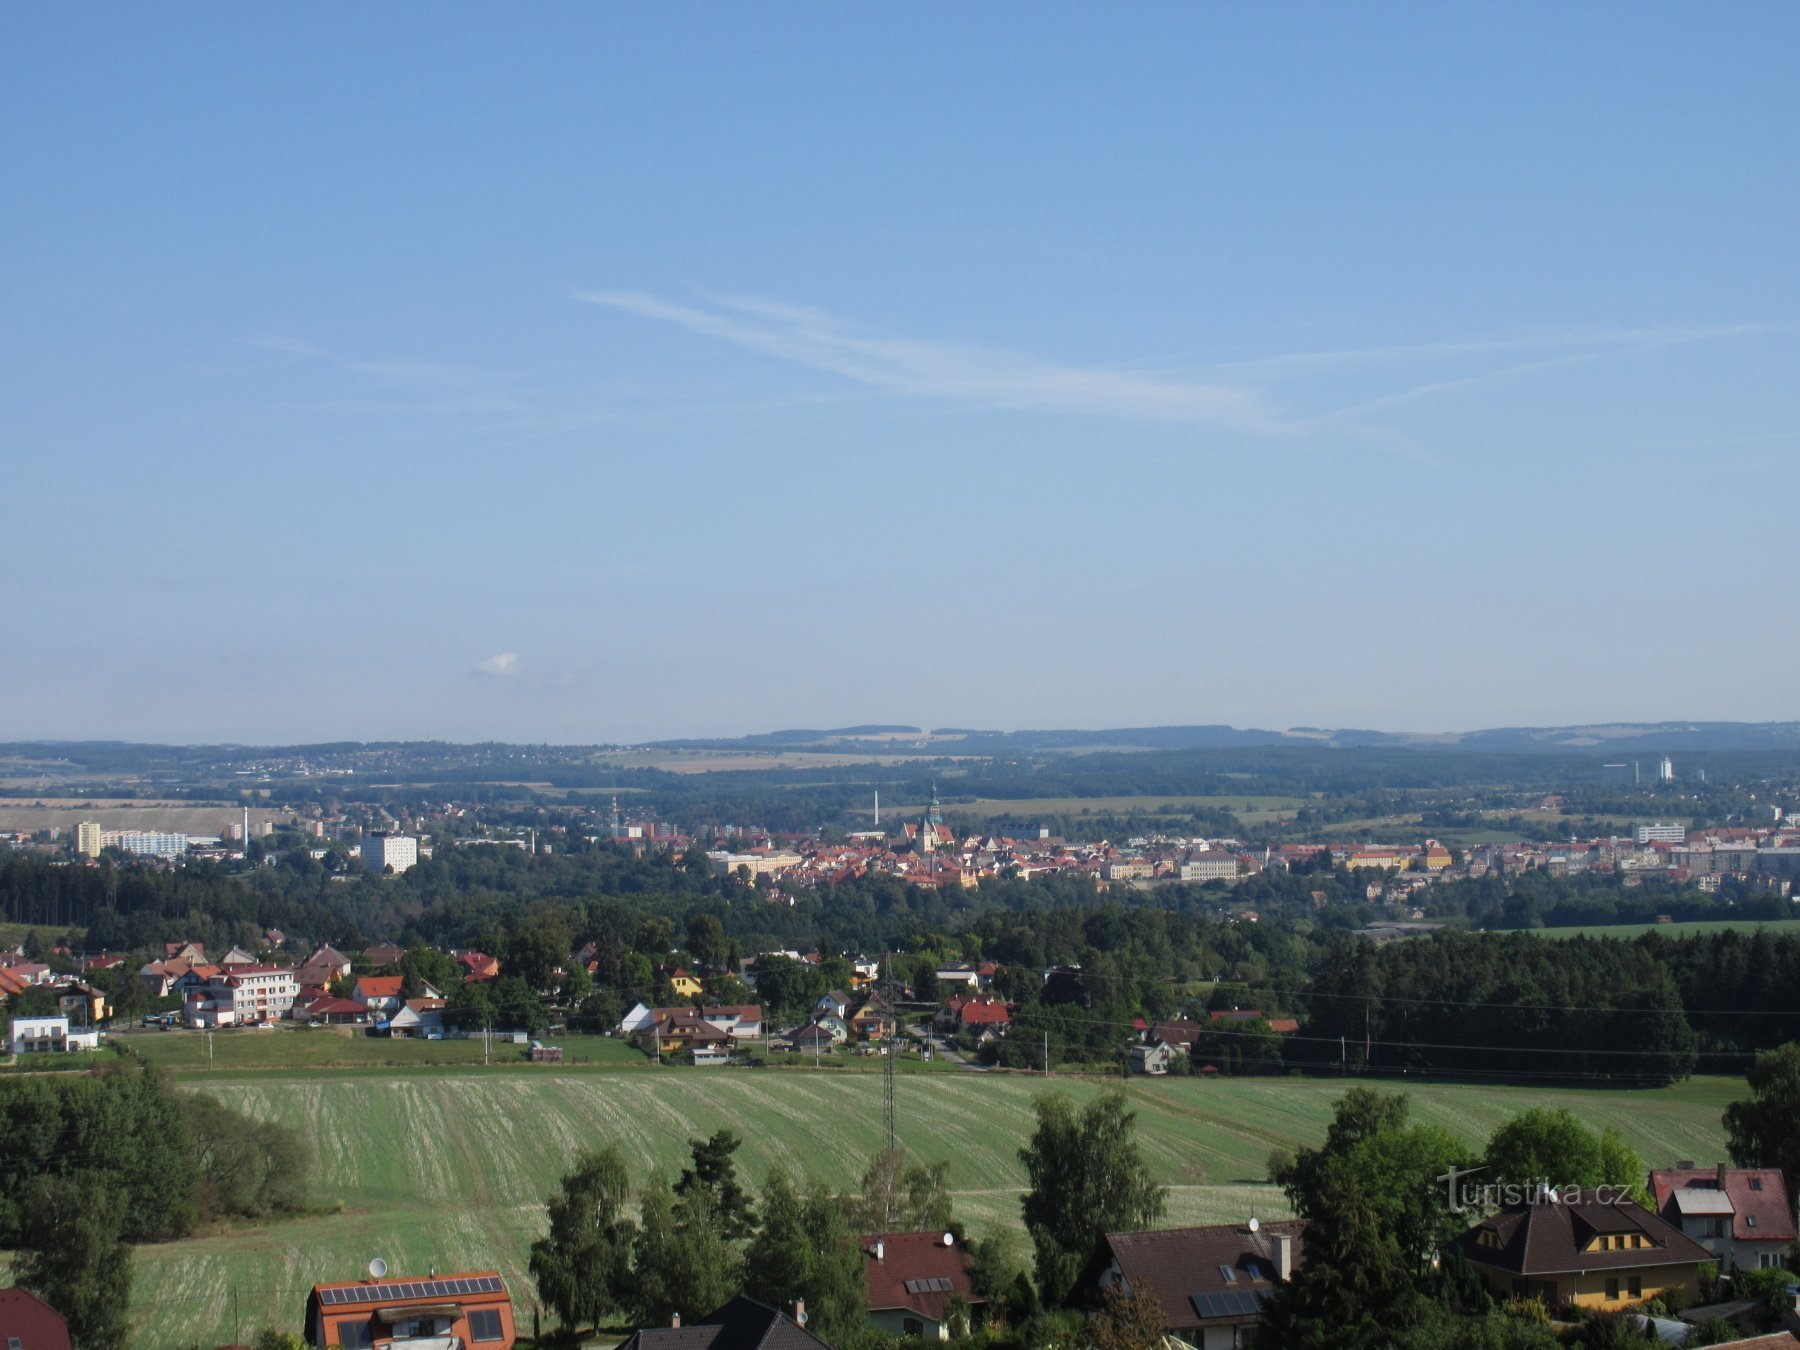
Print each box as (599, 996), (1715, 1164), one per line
(645, 720), (1800, 755)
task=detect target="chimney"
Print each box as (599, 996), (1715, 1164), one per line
(875, 1240), (885, 1261)
(1717, 1163), (1729, 1189)
(793, 1300), (807, 1327)
(671, 1314), (681, 1329)
(1270, 1232), (1294, 1283)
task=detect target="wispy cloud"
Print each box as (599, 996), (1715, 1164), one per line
(474, 653), (520, 677)
(578, 292), (1782, 436)
(578, 291), (1273, 428)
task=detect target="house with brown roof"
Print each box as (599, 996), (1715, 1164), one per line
(1457, 1188), (1712, 1312)
(1649, 1165), (1796, 1271)
(618, 1295), (826, 1350)
(1152, 1018), (1202, 1053)
(1078, 1220), (1304, 1349)
(305, 1269), (515, 1348)
(0, 1285), (73, 1350)
(363, 943), (406, 969)
(861, 1230), (984, 1340)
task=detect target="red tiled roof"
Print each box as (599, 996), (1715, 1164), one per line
(861, 1232), (982, 1323)
(0, 1286), (72, 1350)
(1650, 1168), (1796, 1244)
(355, 975), (405, 997)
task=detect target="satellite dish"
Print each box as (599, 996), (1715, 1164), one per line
(1248, 1217), (1260, 1233)
(943, 1231), (955, 1247)
(368, 1258), (388, 1280)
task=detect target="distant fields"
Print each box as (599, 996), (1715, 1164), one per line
(0, 798), (276, 834)
(1528, 917), (1800, 940)
(65, 1069), (1738, 1348)
(917, 795), (1308, 825)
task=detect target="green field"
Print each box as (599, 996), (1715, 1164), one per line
(116, 1026), (650, 1072)
(910, 795), (1308, 826)
(1528, 917), (1800, 940)
(79, 1069), (1739, 1348)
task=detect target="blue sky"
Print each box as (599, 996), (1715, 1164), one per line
(3, 5), (1796, 743)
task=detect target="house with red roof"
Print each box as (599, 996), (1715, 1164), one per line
(861, 1230), (984, 1340)
(352, 975), (405, 1017)
(0, 1285), (72, 1350)
(934, 995), (1010, 1036)
(456, 951), (501, 984)
(1649, 1165), (1796, 1271)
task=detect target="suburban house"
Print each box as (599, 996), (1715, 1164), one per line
(352, 975), (406, 1018)
(1129, 1041), (1178, 1075)
(664, 966), (704, 999)
(364, 942), (406, 968)
(700, 1004), (765, 1042)
(861, 1230), (984, 1340)
(617, 1295), (826, 1350)
(304, 944), (353, 979)
(617, 1001), (656, 1036)
(1152, 1018), (1203, 1053)
(791, 1020), (845, 1053)
(305, 1269), (515, 1349)
(849, 995), (898, 1042)
(934, 995), (1011, 1036)
(388, 998), (447, 1037)
(0, 1285), (72, 1350)
(1649, 1165), (1797, 1270)
(816, 990), (852, 1019)
(219, 945), (260, 966)
(634, 1008), (732, 1058)
(9, 1014), (101, 1054)
(164, 941), (207, 963)
(934, 964), (982, 991)
(291, 995), (369, 1026)
(456, 951), (501, 984)
(1457, 1188), (1712, 1311)
(1079, 1220), (1304, 1349)
(55, 981), (109, 1026)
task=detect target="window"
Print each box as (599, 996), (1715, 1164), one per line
(1761, 1253), (1780, 1269)
(1628, 1277), (1642, 1299)
(335, 1318), (374, 1349)
(1747, 1215), (1758, 1229)
(1605, 1279), (1619, 1301)
(1750, 1177), (1763, 1191)
(11, 1336), (24, 1350)
(468, 1308), (504, 1342)
(1220, 1265), (1237, 1284)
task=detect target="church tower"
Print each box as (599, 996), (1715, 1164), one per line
(919, 783), (942, 855)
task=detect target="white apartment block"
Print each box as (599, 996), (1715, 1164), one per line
(183, 965), (298, 1027)
(1635, 822), (1687, 845)
(362, 832), (420, 873)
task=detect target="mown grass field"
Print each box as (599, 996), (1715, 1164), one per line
(1528, 917), (1800, 940)
(116, 1026), (650, 1072)
(102, 1070), (1738, 1349)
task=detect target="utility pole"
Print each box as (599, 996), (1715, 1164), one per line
(1043, 1031), (1050, 1076)
(484, 1023), (490, 1067)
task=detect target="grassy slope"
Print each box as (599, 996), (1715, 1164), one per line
(111, 1069), (1737, 1349)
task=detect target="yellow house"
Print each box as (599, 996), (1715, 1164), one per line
(664, 966), (704, 999)
(1457, 1189), (1710, 1312)
(1422, 841), (1454, 872)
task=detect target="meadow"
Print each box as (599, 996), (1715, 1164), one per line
(102, 1068), (1738, 1348)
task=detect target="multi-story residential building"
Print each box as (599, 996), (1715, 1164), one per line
(1179, 855), (1240, 883)
(362, 832), (419, 873)
(76, 821), (104, 858)
(1635, 823), (1686, 845)
(183, 965), (298, 1027)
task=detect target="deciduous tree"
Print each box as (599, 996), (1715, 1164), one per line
(1018, 1092), (1165, 1307)
(529, 1146), (636, 1333)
